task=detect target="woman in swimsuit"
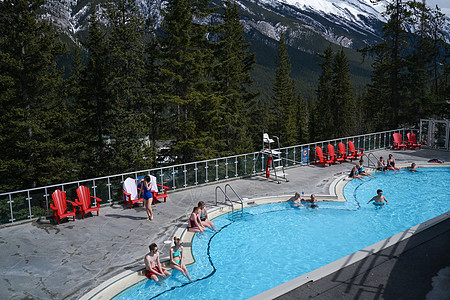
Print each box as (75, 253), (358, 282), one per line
(349, 164), (363, 179)
(170, 236), (192, 281)
(386, 154), (400, 171)
(197, 201), (217, 232)
(187, 206), (205, 233)
(138, 175), (153, 220)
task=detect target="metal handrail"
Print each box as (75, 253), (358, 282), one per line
(215, 186), (234, 216)
(224, 184), (244, 212)
(362, 153), (378, 169)
(0, 127), (418, 224)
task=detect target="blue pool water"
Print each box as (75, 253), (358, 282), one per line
(114, 167), (450, 300)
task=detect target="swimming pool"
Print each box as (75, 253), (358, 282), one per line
(114, 167), (450, 299)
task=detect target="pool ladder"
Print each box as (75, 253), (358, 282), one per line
(362, 152), (378, 169)
(215, 184), (244, 221)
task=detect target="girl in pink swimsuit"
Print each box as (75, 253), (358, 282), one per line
(187, 206), (205, 233)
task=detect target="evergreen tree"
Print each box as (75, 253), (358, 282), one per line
(332, 49), (355, 137)
(363, 0), (412, 128)
(105, 0), (152, 173)
(271, 31), (297, 146)
(159, 0), (221, 162)
(214, 1), (258, 155)
(0, 0), (69, 190)
(314, 45), (334, 140)
(78, 1), (112, 177)
(296, 92), (309, 143)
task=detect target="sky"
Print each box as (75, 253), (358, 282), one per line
(426, 0), (450, 17)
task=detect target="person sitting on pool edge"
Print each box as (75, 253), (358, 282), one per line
(287, 192), (303, 207)
(198, 201), (218, 232)
(386, 154), (400, 171)
(187, 206), (205, 233)
(377, 156), (387, 172)
(358, 159), (373, 177)
(170, 236), (192, 282)
(367, 189), (388, 208)
(144, 243), (171, 282)
(349, 164), (363, 179)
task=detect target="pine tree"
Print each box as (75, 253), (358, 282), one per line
(314, 45), (334, 140)
(214, 1), (258, 155)
(296, 92), (309, 143)
(159, 0), (221, 162)
(105, 0), (152, 173)
(0, 0), (69, 190)
(271, 31), (297, 146)
(78, 1), (112, 177)
(332, 49), (355, 137)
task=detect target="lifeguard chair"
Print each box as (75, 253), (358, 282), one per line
(252, 132), (288, 184)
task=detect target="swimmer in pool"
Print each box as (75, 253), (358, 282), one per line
(367, 189), (388, 208)
(287, 192), (303, 207)
(407, 162), (418, 172)
(305, 194), (319, 209)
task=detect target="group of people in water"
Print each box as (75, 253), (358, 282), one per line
(288, 193), (319, 209)
(144, 201), (218, 282)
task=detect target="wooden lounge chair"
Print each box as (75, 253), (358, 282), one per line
(75, 186), (102, 219)
(314, 146), (334, 167)
(406, 132), (422, 150)
(50, 190), (79, 224)
(327, 144), (344, 164)
(348, 141), (364, 159)
(338, 142), (349, 161)
(123, 177), (144, 209)
(392, 133), (407, 150)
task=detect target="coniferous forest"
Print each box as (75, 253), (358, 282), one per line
(0, 0), (449, 192)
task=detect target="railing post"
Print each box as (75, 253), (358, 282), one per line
(27, 191), (33, 220)
(225, 158), (228, 179)
(205, 162), (209, 183)
(244, 154), (247, 175)
(8, 194), (15, 223)
(92, 180), (97, 206)
(194, 163), (198, 185)
(44, 188), (50, 215)
(107, 177), (112, 204)
(183, 165), (187, 188)
(172, 167), (176, 189)
(234, 157), (238, 177)
(215, 159), (219, 181)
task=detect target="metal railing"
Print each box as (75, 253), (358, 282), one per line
(0, 128), (416, 225)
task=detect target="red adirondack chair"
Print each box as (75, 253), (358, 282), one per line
(348, 141), (364, 159)
(392, 133), (407, 150)
(338, 142), (349, 161)
(152, 184), (170, 203)
(75, 186), (102, 219)
(314, 146), (334, 167)
(50, 190), (79, 224)
(406, 132), (422, 150)
(327, 144), (344, 164)
(123, 177), (144, 209)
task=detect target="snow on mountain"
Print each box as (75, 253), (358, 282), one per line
(42, 0), (449, 51)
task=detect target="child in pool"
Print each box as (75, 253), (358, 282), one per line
(367, 189), (388, 208)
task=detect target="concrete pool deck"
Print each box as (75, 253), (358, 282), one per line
(0, 148), (449, 300)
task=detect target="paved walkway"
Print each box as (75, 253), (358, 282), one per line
(0, 149), (449, 300)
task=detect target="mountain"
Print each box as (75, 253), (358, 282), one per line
(43, 0), (450, 95)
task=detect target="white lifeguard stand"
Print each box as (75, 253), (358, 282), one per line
(252, 132), (288, 184)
